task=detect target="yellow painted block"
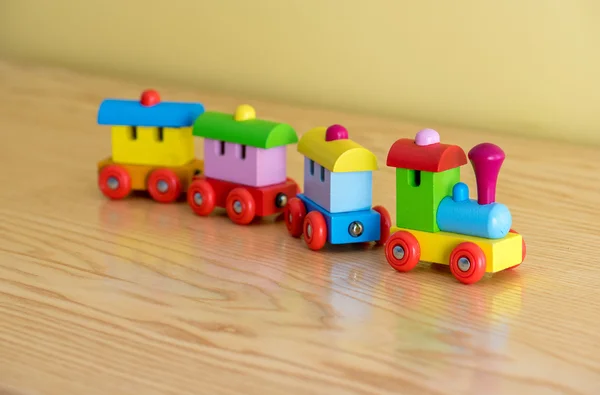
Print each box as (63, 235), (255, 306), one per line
(297, 126), (378, 173)
(390, 226), (522, 273)
(111, 125), (194, 167)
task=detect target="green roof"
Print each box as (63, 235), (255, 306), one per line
(192, 105), (298, 149)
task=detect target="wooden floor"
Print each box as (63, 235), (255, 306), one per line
(1, 60), (599, 395)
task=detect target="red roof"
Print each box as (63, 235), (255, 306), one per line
(386, 138), (467, 172)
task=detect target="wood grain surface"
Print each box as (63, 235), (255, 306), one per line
(0, 60), (599, 395)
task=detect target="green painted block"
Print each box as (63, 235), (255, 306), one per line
(193, 111), (298, 149)
(395, 167), (460, 232)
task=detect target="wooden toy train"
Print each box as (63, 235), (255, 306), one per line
(96, 90), (526, 285)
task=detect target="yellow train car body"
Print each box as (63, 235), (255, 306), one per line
(111, 125), (195, 167)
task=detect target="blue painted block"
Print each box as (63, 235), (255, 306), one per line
(97, 99), (205, 128)
(298, 194), (381, 244)
(436, 182), (512, 239)
(302, 157), (372, 213)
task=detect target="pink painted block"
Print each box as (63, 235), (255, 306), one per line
(203, 139), (287, 187)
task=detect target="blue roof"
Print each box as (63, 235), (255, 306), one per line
(97, 99), (205, 128)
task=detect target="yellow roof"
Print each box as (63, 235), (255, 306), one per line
(297, 125), (378, 172)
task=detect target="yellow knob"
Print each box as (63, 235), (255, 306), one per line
(234, 104), (256, 121)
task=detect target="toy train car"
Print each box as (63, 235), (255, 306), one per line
(284, 124), (391, 250)
(97, 90), (205, 202)
(383, 128), (526, 285)
(186, 104), (301, 225)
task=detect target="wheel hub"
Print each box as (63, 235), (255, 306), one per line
(348, 221), (364, 237)
(233, 200), (242, 214)
(157, 180), (168, 193)
(193, 192), (203, 205)
(457, 257), (471, 272)
(306, 224), (312, 238)
(107, 176), (119, 190)
(275, 193), (288, 208)
(393, 245), (405, 260)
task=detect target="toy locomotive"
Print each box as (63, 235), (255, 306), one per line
(383, 128), (526, 284)
(96, 90), (526, 285)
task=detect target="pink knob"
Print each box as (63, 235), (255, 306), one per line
(325, 124), (349, 141)
(415, 129), (440, 146)
(468, 143), (505, 205)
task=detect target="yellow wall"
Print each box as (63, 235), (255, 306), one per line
(1, 0), (599, 145)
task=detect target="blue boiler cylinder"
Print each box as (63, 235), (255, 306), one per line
(436, 182), (512, 239)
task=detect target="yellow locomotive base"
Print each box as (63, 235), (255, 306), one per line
(97, 157), (204, 191)
(390, 226), (523, 273)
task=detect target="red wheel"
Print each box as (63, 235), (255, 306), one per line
(449, 242), (486, 285)
(303, 211), (327, 251)
(372, 205), (392, 246)
(147, 169), (182, 203)
(385, 231), (420, 272)
(507, 228), (526, 269)
(284, 197), (306, 237)
(98, 165), (132, 200)
(226, 188), (256, 225)
(187, 179), (216, 216)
